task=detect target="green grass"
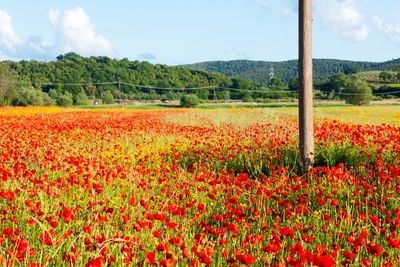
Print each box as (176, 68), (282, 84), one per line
(78, 102), (350, 110)
(378, 83), (400, 88)
(77, 101), (400, 126)
(77, 104), (174, 110)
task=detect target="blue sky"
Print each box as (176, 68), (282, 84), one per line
(0, 0), (400, 65)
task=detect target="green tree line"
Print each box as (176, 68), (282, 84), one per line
(183, 58), (400, 84)
(0, 52), (267, 106)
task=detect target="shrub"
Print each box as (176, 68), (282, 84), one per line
(101, 91), (114, 104)
(48, 89), (59, 100)
(195, 89), (210, 100)
(57, 93), (73, 107)
(180, 94), (200, 108)
(343, 79), (372, 106)
(13, 88), (44, 106)
(42, 93), (56, 106)
(75, 92), (89, 105)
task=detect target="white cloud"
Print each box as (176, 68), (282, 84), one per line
(0, 7), (116, 60)
(314, 0), (369, 42)
(373, 16), (400, 43)
(0, 10), (21, 53)
(48, 7), (115, 57)
(48, 9), (59, 26)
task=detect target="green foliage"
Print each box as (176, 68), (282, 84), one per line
(328, 73), (351, 94)
(42, 93), (56, 106)
(183, 58), (400, 84)
(269, 77), (282, 88)
(56, 93), (73, 107)
(288, 77), (298, 91)
(0, 65), (17, 106)
(354, 71), (384, 81)
(48, 89), (59, 100)
(216, 90), (230, 101)
(195, 89), (210, 100)
(75, 92), (89, 105)
(101, 91), (114, 104)
(376, 84), (400, 98)
(344, 66), (358, 75)
(343, 79), (373, 106)
(241, 91), (254, 102)
(379, 71), (392, 82)
(13, 87), (45, 106)
(2, 54), (260, 105)
(180, 94), (200, 107)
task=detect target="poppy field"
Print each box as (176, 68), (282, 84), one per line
(1, 107), (400, 267)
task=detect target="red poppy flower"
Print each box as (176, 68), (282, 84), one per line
(370, 215), (380, 227)
(302, 235), (314, 243)
(236, 254), (256, 265)
(145, 252), (155, 264)
(312, 255), (335, 267)
(367, 244), (382, 257)
(2, 228), (13, 237)
(279, 227), (294, 238)
(263, 244), (281, 253)
(289, 242), (304, 255)
(159, 258), (174, 267)
(227, 223), (240, 234)
(85, 257), (104, 267)
(388, 238), (400, 248)
(169, 237), (181, 246)
(156, 243), (166, 252)
(343, 251), (355, 260)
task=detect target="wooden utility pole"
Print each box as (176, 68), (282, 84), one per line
(298, 0), (314, 171)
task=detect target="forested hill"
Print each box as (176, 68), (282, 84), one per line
(183, 58), (400, 84)
(1, 52), (259, 97)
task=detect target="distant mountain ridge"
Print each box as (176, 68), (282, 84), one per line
(182, 58), (400, 84)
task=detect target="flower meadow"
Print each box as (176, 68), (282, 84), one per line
(0, 107), (400, 267)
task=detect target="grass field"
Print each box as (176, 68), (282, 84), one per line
(0, 106), (400, 266)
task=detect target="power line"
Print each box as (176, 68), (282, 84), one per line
(120, 82), (217, 91)
(219, 87), (298, 93)
(3, 78), (400, 96)
(319, 90), (400, 96)
(0, 79), (299, 94)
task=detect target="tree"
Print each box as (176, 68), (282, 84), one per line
(56, 92), (73, 107)
(101, 91), (114, 104)
(195, 89), (210, 100)
(379, 71), (392, 82)
(344, 66), (358, 75)
(328, 73), (351, 95)
(288, 77), (299, 91)
(85, 84), (97, 97)
(75, 92), (89, 105)
(269, 77), (282, 88)
(0, 53), (264, 103)
(13, 87), (44, 106)
(180, 94), (200, 108)
(396, 71), (400, 82)
(48, 89), (59, 100)
(343, 79), (372, 106)
(0, 65), (16, 106)
(217, 90), (231, 101)
(42, 93), (56, 106)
